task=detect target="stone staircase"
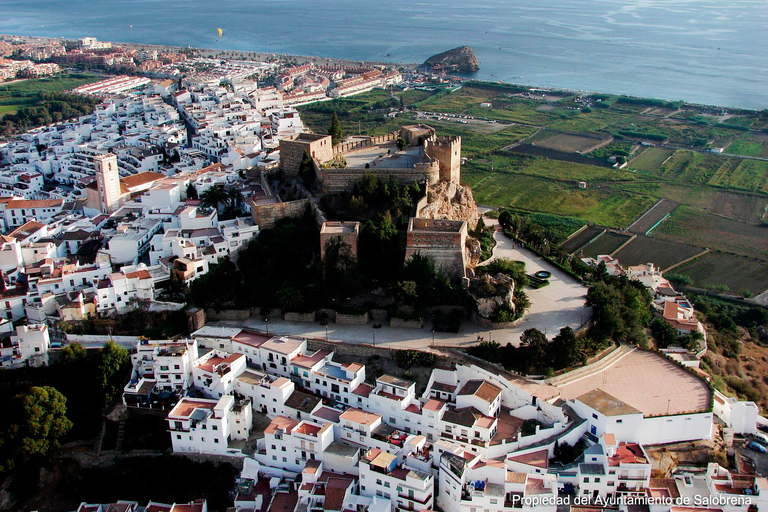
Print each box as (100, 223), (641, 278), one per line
(546, 343), (636, 388)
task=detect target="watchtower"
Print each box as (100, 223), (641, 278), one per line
(426, 136), (461, 184)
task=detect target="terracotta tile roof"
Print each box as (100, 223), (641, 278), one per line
(423, 399), (445, 411)
(340, 408), (380, 426)
(120, 171), (165, 190)
(458, 380), (501, 403)
(508, 449), (549, 469)
(264, 415), (298, 435)
(5, 198), (62, 209)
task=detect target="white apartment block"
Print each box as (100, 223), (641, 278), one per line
(192, 350), (247, 399)
(0, 324), (51, 369)
(167, 395), (253, 456)
(262, 416), (335, 473)
(359, 448), (434, 512)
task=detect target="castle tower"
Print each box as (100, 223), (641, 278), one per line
(426, 136), (461, 184)
(94, 153), (121, 213)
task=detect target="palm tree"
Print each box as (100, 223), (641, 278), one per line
(200, 185), (228, 212)
(227, 187), (244, 215)
(276, 287), (304, 312)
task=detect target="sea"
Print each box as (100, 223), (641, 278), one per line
(1, 0), (767, 109)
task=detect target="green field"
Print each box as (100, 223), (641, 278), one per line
(657, 150), (768, 193)
(463, 167), (655, 227)
(628, 147), (675, 172)
(726, 135), (768, 158)
(0, 73), (101, 116)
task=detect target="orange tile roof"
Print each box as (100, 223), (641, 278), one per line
(265, 415), (299, 435)
(120, 171), (165, 190)
(5, 198), (63, 209)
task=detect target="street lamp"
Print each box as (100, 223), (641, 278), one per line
(265, 317), (270, 335)
(372, 330), (376, 347)
(431, 329), (435, 348)
(325, 325), (328, 342)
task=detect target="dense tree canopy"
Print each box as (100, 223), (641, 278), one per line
(0, 386), (72, 473)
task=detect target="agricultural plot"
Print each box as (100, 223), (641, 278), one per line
(561, 226), (605, 254)
(613, 235), (704, 270)
(651, 185), (768, 224)
(626, 198), (679, 234)
(489, 153), (630, 182)
(578, 231), (634, 258)
(462, 169), (655, 228)
(507, 144), (614, 168)
(505, 210), (585, 244)
(726, 135), (768, 158)
(655, 206), (768, 261)
(0, 73), (101, 116)
(628, 147), (675, 172)
(672, 252), (768, 295)
(534, 132), (611, 153)
(657, 150), (768, 193)
(708, 159), (768, 193)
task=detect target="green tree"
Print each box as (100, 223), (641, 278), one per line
(227, 187), (244, 215)
(396, 137), (406, 151)
(58, 342), (87, 366)
(520, 328), (548, 365)
(650, 317), (679, 349)
(550, 327), (585, 368)
(322, 237), (361, 299)
(200, 184), (228, 211)
(1, 386), (72, 472)
(298, 151), (316, 189)
(276, 287), (305, 312)
(96, 341), (130, 406)
(186, 183), (198, 200)
(329, 111), (343, 145)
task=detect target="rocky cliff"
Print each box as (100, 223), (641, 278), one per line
(468, 273), (516, 319)
(418, 180), (479, 228)
(424, 46), (479, 73)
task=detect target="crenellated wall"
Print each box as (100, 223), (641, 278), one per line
(425, 136), (461, 184)
(318, 161), (439, 194)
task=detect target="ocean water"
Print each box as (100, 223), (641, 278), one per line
(1, 0), (767, 109)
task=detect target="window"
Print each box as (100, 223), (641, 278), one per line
(176, 434), (181, 439)
(592, 413), (598, 419)
(584, 478), (590, 483)
(595, 478), (601, 483)
(212, 425), (218, 431)
(616, 419), (623, 424)
(214, 439), (219, 444)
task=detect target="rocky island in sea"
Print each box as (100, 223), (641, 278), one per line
(424, 46), (479, 73)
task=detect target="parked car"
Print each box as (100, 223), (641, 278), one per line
(758, 423), (768, 433)
(748, 441), (767, 453)
(754, 433), (768, 445)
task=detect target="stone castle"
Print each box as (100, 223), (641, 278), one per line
(255, 124), (479, 279)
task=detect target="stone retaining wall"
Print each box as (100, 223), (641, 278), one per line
(206, 309), (251, 321)
(390, 317), (424, 329)
(470, 311), (523, 329)
(284, 312), (316, 323)
(335, 312), (369, 325)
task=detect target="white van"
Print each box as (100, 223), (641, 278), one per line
(754, 432), (768, 445)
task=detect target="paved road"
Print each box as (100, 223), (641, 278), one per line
(222, 220), (591, 349)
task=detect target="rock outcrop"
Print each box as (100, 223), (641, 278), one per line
(465, 236), (483, 271)
(424, 46), (479, 73)
(418, 180), (479, 228)
(468, 273), (515, 319)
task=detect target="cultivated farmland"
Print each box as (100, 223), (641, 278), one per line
(628, 147), (675, 172)
(561, 226), (604, 254)
(655, 206), (768, 261)
(578, 231), (634, 258)
(533, 132), (611, 153)
(672, 252), (768, 295)
(613, 235), (704, 270)
(626, 198), (679, 234)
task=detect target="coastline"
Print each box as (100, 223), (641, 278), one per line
(1, 32), (763, 113)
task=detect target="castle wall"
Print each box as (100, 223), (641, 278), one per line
(426, 136), (461, 184)
(250, 198), (313, 230)
(318, 162), (439, 194)
(333, 131), (399, 156)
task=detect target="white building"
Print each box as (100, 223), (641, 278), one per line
(0, 324), (51, 368)
(167, 395), (253, 456)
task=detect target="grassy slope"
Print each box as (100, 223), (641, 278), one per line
(0, 73), (101, 116)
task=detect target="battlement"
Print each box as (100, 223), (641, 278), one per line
(425, 136), (461, 184)
(405, 217), (468, 278)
